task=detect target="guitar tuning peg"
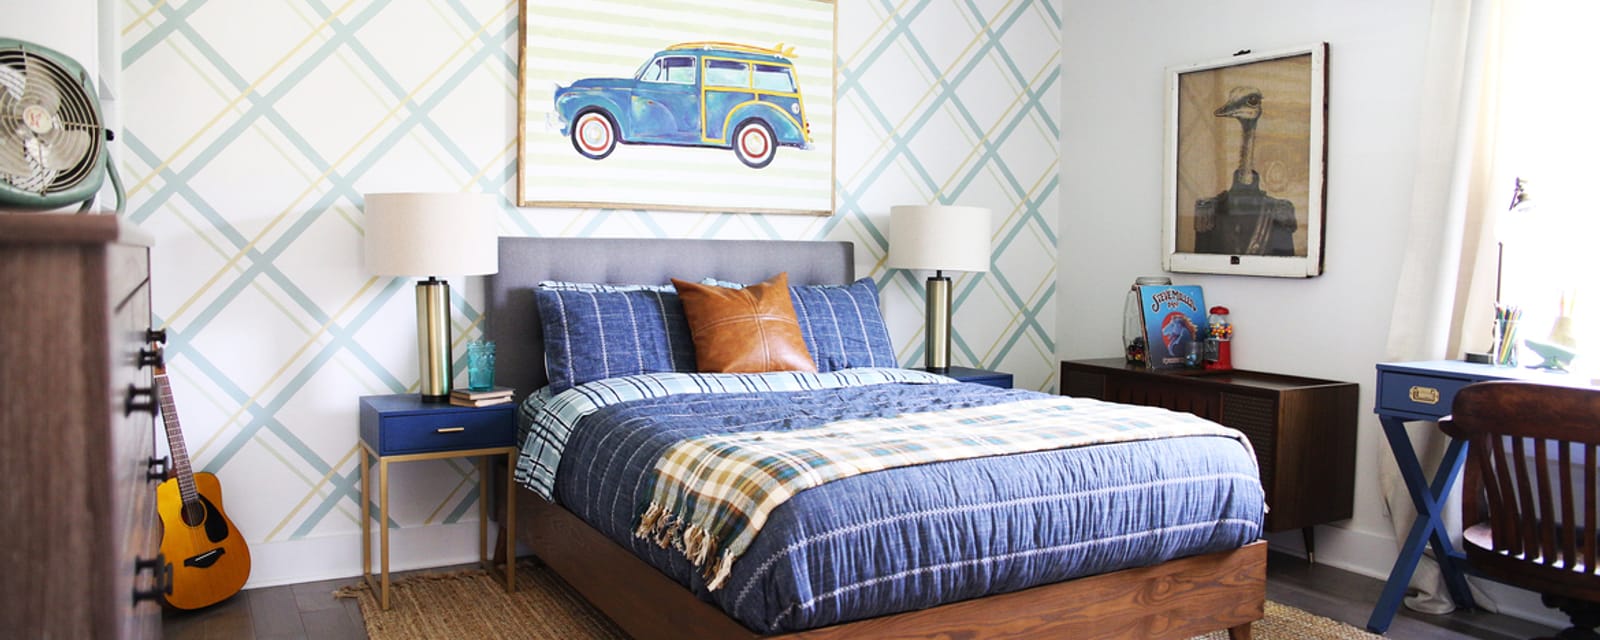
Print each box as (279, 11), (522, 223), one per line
(146, 329), (168, 344)
(138, 348), (161, 368)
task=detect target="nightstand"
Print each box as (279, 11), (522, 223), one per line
(911, 366), (1014, 389)
(358, 394), (518, 610)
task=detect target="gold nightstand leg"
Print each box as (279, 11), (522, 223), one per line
(477, 456), (489, 568)
(360, 446), (370, 584)
(379, 457), (391, 610)
(504, 448), (516, 592)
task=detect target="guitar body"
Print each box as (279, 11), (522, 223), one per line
(156, 471), (251, 609)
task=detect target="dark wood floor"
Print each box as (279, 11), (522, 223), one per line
(164, 551), (1560, 639)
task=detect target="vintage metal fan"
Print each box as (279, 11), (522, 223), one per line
(0, 38), (122, 213)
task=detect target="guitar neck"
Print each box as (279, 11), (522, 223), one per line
(154, 371), (200, 504)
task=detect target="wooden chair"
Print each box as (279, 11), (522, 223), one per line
(1442, 381), (1600, 639)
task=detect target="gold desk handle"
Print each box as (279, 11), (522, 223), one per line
(1408, 386), (1440, 405)
(435, 427), (466, 433)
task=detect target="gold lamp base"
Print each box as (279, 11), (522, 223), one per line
(416, 278), (452, 402)
(924, 274), (952, 372)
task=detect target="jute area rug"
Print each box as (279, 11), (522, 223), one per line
(335, 561), (1380, 639)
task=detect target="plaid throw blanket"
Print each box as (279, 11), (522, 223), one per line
(635, 395), (1253, 590)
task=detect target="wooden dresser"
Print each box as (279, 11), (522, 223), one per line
(0, 213), (166, 637)
(1061, 358), (1358, 561)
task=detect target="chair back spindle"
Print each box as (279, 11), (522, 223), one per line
(1442, 381), (1600, 606)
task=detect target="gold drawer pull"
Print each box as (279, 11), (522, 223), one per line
(435, 427), (466, 434)
(1409, 386), (1440, 405)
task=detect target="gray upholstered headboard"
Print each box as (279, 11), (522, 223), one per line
(485, 237), (855, 401)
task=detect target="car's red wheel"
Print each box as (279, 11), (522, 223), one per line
(572, 109), (617, 160)
(733, 119), (775, 169)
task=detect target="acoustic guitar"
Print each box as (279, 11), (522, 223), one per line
(152, 348), (252, 609)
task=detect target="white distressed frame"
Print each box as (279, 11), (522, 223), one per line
(1162, 44), (1328, 278)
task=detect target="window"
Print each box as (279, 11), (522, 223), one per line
(704, 59), (749, 88)
(752, 64), (795, 93)
(1488, 3), (1598, 371)
(639, 56), (695, 84)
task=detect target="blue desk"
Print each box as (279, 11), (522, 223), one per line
(1366, 360), (1599, 633)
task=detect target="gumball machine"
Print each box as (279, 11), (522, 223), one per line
(1204, 306), (1232, 371)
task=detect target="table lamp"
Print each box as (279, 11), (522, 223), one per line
(364, 192), (499, 401)
(888, 204), (992, 372)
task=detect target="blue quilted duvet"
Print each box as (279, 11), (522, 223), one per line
(537, 374), (1265, 633)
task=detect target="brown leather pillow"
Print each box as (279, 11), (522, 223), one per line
(670, 273), (817, 374)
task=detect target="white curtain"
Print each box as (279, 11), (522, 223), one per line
(1381, 0), (1600, 615)
(1378, 0), (1503, 615)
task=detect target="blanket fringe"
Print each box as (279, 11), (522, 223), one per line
(635, 500), (736, 591)
(682, 522), (712, 567)
(636, 502), (676, 548)
(705, 549), (736, 591)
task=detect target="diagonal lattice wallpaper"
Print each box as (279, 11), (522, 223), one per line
(118, 0), (1060, 585)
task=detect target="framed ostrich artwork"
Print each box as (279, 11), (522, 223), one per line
(516, 0), (837, 215)
(1162, 44), (1328, 277)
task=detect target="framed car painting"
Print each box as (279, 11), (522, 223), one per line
(517, 0), (837, 215)
(1162, 44), (1328, 277)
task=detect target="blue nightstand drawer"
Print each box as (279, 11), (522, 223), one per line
(1377, 371), (1472, 420)
(360, 395), (517, 456)
(382, 409), (514, 454)
(910, 366), (1014, 389)
(960, 373), (1013, 388)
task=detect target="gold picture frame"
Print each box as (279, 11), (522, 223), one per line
(1162, 44), (1328, 277)
(516, 0), (837, 215)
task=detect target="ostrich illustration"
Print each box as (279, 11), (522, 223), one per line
(1193, 86), (1296, 256)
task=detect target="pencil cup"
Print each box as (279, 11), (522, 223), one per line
(467, 340), (496, 390)
(1493, 318), (1518, 367)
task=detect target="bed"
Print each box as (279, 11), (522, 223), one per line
(486, 237), (1266, 640)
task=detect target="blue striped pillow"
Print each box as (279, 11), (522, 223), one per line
(538, 280), (674, 293)
(701, 277), (898, 372)
(536, 284), (697, 394)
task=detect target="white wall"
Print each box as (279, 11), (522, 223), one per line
(1061, 0), (1559, 627)
(1, 1), (99, 70)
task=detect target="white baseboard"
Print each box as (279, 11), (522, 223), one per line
(1265, 526), (1565, 629)
(242, 522), (494, 589)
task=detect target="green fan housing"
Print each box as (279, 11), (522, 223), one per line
(0, 37), (123, 213)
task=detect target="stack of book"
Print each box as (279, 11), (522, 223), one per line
(449, 386), (514, 407)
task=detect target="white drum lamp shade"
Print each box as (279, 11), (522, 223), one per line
(364, 192), (499, 401)
(887, 205), (991, 372)
(888, 205), (992, 274)
(364, 193), (498, 277)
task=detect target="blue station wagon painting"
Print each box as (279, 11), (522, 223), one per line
(553, 42), (813, 169)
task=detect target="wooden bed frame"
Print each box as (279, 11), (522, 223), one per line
(485, 237), (1265, 640)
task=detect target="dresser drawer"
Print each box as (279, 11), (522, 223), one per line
(378, 407), (515, 455)
(110, 276), (156, 544)
(108, 244), (150, 305)
(1377, 371), (1472, 419)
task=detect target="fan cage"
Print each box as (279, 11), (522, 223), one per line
(0, 46), (103, 196)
